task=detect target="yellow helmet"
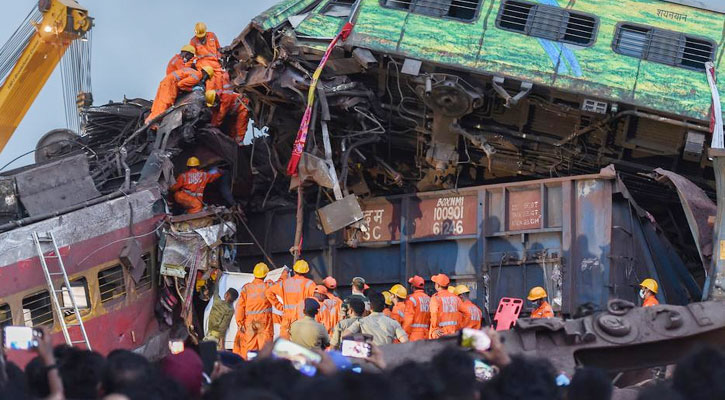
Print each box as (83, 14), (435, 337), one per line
(390, 284), (407, 299)
(454, 284), (470, 295)
(448, 286), (456, 293)
(527, 286), (547, 301)
(201, 65), (215, 78)
(382, 291), (393, 306)
(293, 259), (309, 274)
(180, 44), (196, 56)
(194, 22), (207, 38)
(253, 262), (269, 279)
(186, 156), (200, 167)
(205, 90), (217, 107)
(640, 278), (659, 294)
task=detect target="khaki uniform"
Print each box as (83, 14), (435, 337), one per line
(204, 297), (234, 349)
(344, 312), (408, 346)
(330, 316), (361, 350)
(290, 316), (330, 350)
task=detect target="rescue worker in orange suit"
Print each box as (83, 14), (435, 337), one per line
(313, 285), (336, 335)
(146, 65), (214, 125)
(205, 90), (250, 146)
(265, 259), (316, 339)
(166, 45), (196, 75)
(639, 278), (660, 307)
(429, 273), (462, 339)
(190, 22), (224, 91)
(455, 285), (483, 330)
(321, 276), (342, 334)
(169, 157), (222, 214)
(234, 263), (273, 359)
(389, 284), (408, 326)
(402, 275), (430, 341)
(528, 286), (554, 318)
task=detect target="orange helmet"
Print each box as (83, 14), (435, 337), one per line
(431, 273), (450, 287)
(314, 284), (328, 295)
(322, 276), (337, 290)
(408, 275), (425, 289)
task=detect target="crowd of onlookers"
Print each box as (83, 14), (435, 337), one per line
(2, 323), (725, 400)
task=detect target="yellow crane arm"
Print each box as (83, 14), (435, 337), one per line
(0, 0), (91, 155)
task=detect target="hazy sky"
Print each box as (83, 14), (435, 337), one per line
(0, 0), (280, 169)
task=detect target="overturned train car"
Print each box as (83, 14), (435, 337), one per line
(237, 168), (701, 315)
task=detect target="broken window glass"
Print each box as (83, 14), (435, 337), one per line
(322, 0), (355, 18)
(613, 23), (716, 70)
(496, 0), (598, 47)
(99, 265), (126, 303)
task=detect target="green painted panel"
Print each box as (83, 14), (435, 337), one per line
(254, 0), (320, 30)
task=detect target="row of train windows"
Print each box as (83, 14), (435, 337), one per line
(377, 0), (716, 71)
(0, 260), (152, 329)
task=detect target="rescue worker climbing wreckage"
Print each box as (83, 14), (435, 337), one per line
(166, 44), (196, 75)
(205, 89), (250, 146)
(169, 157), (222, 214)
(146, 64), (214, 126)
(204, 288), (238, 349)
(190, 22), (226, 91)
(403, 275), (431, 341)
(234, 263), (274, 360)
(640, 278), (660, 307)
(528, 286), (554, 318)
(265, 260), (315, 339)
(429, 273), (462, 339)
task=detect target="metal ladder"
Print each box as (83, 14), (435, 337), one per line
(32, 231), (91, 350)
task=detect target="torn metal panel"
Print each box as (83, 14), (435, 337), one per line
(14, 154), (100, 216)
(654, 168), (716, 270)
(160, 221), (236, 274)
(120, 238), (146, 284)
(316, 194), (364, 234)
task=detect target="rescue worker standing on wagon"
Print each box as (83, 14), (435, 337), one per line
(190, 22), (224, 91)
(169, 157), (222, 214)
(234, 263), (273, 359)
(455, 285), (483, 330)
(528, 286), (554, 318)
(265, 259), (316, 339)
(205, 89), (250, 145)
(429, 273), (462, 339)
(166, 45), (196, 75)
(403, 275), (430, 341)
(639, 278), (660, 307)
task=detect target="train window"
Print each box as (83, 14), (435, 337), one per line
(0, 303), (11, 328)
(22, 291), (53, 327)
(99, 265), (126, 303)
(613, 23), (716, 70)
(61, 278), (90, 312)
(322, 0), (355, 17)
(496, 0), (598, 47)
(136, 253), (153, 293)
(381, 0), (483, 22)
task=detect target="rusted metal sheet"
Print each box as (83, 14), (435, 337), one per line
(411, 194), (477, 239)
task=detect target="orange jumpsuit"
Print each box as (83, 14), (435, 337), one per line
(531, 301), (554, 318)
(323, 294), (342, 335)
(643, 296), (659, 307)
(403, 289), (431, 341)
(166, 54), (194, 75)
(146, 67), (202, 124)
(391, 301), (406, 325)
(265, 274), (315, 339)
(169, 167), (221, 213)
(233, 278), (273, 359)
(211, 90), (250, 145)
(190, 32), (224, 91)
(429, 290), (462, 339)
(459, 299), (483, 330)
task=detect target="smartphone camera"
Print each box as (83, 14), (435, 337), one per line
(459, 328), (491, 352)
(271, 339), (321, 377)
(168, 340), (185, 355)
(341, 339), (372, 358)
(3, 326), (42, 350)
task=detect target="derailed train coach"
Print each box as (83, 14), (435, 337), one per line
(237, 167), (703, 316)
